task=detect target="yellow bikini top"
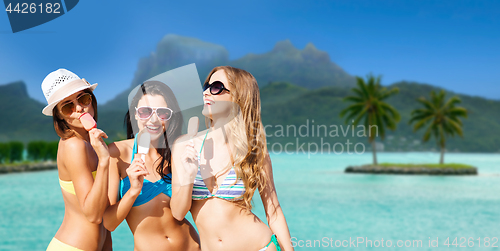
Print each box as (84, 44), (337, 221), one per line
(59, 171), (97, 195)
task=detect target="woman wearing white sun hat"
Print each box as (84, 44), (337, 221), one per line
(41, 69), (112, 251)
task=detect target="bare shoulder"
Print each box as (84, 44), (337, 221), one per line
(194, 129), (209, 138)
(172, 129), (207, 157)
(263, 150), (272, 166)
(264, 150), (271, 162)
(261, 150), (275, 180)
(172, 134), (190, 157)
(61, 136), (87, 150)
(173, 129), (206, 145)
(108, 139), (134, 160)
(59, 137), (89, 160)
(174, 134), (191, 145)
(108, 139), (134, 177)
(58, 137), (94, 178)
(108, 139), (133, 156)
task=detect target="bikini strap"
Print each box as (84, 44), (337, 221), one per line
(197, 130), (209, 166)
(199, 130), (209, 155)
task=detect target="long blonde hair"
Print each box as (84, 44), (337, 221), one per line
(204, 66), (268, 210)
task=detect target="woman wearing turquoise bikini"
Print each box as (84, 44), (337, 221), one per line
(103, 81), (200, 251)
(171, 66), (294, 251)
(41, 69), (112, 251)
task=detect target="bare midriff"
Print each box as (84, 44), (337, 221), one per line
(127, 193), (200, 251)
(191, 198), (273, 251)
(56, 192), (111, 251)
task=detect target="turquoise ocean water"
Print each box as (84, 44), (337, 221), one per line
(1, 152), (500, 250)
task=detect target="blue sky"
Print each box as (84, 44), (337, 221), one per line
(0, 0), (499, 104)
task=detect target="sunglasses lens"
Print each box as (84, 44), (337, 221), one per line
(61, 103), (74, 116)
(78, 93), (92, 106)
(210, 81), (224, 95)
(137, 107), (153, 119)
(156, 108), (172, 120)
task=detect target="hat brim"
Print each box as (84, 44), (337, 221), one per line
(42, 84), (98, 116)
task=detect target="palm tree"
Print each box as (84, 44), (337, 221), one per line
(340, 75), (400, 165)
(409, 90), (467, 164)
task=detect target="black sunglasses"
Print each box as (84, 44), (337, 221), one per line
(203, 81), (231, 95)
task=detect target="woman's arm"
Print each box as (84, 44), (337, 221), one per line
(170, 135), (198, 221)
(103, 143), (147, 231)
(63, 129), (110, 224)
(260, 153), (294, 251)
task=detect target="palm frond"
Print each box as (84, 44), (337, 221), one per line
(422, 125), (433, 142)
(343, 96), (364, 103)
(345, 74), (401, 143)
(444, 117), (464, 137)
(379, 87), (399, 101)
(340, 103), (365, 121)
(446, 107), (468, 118)
(443, 96), (462, 109)
(411, 115), (434, 131)
(411, 107), (434, 115)
(355, 77), (369, 99)
(352, 88), (365, 99)
(409, 112), (433, 123)
(381, 103), (401, 122)
(416, 97), (435, 111)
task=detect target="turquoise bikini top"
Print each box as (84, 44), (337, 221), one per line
(119, 135), (172, 207)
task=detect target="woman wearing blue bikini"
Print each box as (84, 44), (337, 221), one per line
(41, 69), (112, 251)
(104, 81), (200, 250)
(171, 66), (293, 251)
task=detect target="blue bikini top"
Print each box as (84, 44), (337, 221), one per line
(119, 135), (172, 207)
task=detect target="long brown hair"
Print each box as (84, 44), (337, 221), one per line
(205, 66), (268, 210)
(125, 81), (183, 181)
(52, 89), (98, 139)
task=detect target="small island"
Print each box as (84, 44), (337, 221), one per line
(0, 161), (57, 174)
(345, 163), (477, 175)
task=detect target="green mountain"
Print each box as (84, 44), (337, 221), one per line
(0, 81), (129, 143)
(0, 82), (57, 142)
(132, 34), (230, 89)
(232, 40), (356, 89)
(260, 82), (308, 106)
(101, 35), (355, 113)
(101, 34), (229, 113)
(129, 35), (355, 91)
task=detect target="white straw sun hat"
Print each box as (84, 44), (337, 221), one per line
(41, 69), (98, 116)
